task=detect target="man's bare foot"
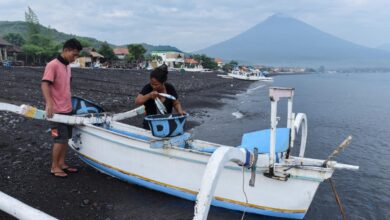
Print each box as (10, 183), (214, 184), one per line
(51, 168), (68, 178)
(61, 164), (78, 173)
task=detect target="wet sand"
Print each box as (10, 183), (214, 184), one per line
(0, 67), (253, 220)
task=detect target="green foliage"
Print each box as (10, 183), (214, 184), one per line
(52, 43), (63, 53)
(22, 44), (43, 55)
(98, 41), (116, 60)
(144, 54), (151, 61)
(229, 60), (238, 66)
(191, 54), (218, 70)
(222, 60), (239, 72)
(142, 43), (182, 54)
(3, 33), (25, 46)
(127, 44), (147, 63)
(21, 7), (57, 65)
(145, 54), (162, 62)
(29, 34), (50, 47)
(80, 50), (89, 57)
(25, 6), (40, 37)
(222, 63), (231, 72)
(76, 38), (92, 47)
(174, 62), (183, 68)
(0, 21), (106, 50)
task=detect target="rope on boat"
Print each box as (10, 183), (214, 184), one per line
(323, 136), (352, 167)
(240, 166), (248, 220)
(329, 178), (347, 220)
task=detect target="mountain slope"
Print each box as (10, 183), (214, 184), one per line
(197, 14), (390, 67)
(0, 21), (185, 53)
(377, 43), (390, 52)
(0, 21), (105, 48)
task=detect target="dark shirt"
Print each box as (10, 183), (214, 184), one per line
(139, 83), (178, 129)
(140, 83), (178, 115)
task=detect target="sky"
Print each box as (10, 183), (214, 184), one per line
(0, 0), (389, 52)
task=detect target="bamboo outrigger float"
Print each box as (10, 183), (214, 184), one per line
(0, 87), (358, 219)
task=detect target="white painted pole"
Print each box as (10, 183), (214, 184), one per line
(0, 191), (57, 220)
(287, 96), (294, 151)
(333, 163), (359, 170)
(0, 103), (20, 113)
(269, 100), (277, 172)
(287, 97), (293, 129)
(193, 147), (249, 220)
(0, 102), (145, 125)
(111, 105), (145, 121)
(290, 112), (296, 149)
(268, 87), (294, 166)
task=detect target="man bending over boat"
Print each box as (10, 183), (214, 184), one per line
(41, 38), (82, 178)
(135, 64), (185, 129)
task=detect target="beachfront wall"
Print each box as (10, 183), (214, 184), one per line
(151, 51), (184, 68)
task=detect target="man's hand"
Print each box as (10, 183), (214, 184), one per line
(45, 103), (54, 118)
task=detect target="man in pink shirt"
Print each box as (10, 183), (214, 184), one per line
(41, 38), (82, 178)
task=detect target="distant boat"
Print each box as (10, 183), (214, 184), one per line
(181, 67), (205, 72)
(228, 68), (273, 81)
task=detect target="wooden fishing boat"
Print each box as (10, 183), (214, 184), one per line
(228, 69), (273, 81)
(0, 88), (358, 219)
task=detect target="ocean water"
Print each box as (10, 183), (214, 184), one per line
(191, 72), (390, 220)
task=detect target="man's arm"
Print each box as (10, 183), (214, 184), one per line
(41, 81), (54, 118)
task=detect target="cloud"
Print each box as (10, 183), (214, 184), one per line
(0, 0), (390, 51)
(102, 10), (134, 18)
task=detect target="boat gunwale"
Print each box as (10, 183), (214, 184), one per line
(74, 123), (333, 181)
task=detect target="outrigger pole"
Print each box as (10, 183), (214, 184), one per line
(0, 191), (57, 220)
(0, 102), (145, 125)
(194, 147), (257, 220)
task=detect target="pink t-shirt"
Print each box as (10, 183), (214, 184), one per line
(42, 58), (72, 113)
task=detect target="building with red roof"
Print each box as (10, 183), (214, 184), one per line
(113, 47), (129, 59)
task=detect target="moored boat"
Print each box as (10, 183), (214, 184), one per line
(228, 67), (273, 81)
(0, 87), (358, 219)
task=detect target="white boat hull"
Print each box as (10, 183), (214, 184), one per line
(69, 122), (330, 219)
(228, 73), (273, 81)
(0, 88), (359, 220)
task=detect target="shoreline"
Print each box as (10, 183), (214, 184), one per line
(0, 67), (253, 220)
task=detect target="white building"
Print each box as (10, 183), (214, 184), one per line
(150, 50), (184, 68)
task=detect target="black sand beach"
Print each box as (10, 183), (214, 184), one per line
(0, 67), (253, 220)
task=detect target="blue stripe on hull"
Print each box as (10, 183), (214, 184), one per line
(79, 155), (305, 219)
